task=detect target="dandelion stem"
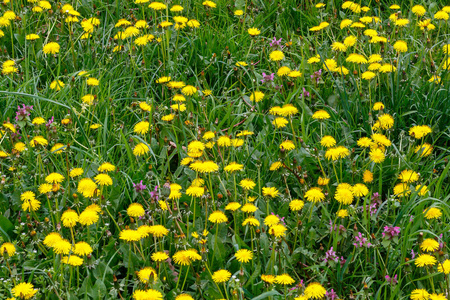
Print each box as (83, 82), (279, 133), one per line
(224, 282), (230, 300)
(181, 264), (190, 291)
(204, 262), (225, 299)
(125, 243), (132, 296)
(378, 164), (383, 196)
(6, 259), (16, 285)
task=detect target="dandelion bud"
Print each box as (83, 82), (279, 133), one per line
(30, 230), (36, 237)
(130, 217), (134, 223)
(418, 232), (423, 244)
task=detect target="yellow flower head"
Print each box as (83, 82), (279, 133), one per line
(209, 211), (228, 224)
(415, 254), (436, 267)
(248, 27), (260, 36)
(212, 269), (231, 283)
(43, 42), (60, 54)
(235, 249), (253, 263)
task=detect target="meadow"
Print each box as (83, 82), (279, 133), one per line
(1, 0), (450, 299)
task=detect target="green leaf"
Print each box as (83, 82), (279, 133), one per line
(93, 261), (113, 281)
(0, 216), (14, 240)
(251, 290), (281, 300)
(212, 233), (226, 264)
(91, 279), (107, 299)
(119, 130), (135, 172)
(244, 262), (261, 288)
(235, 0), (246, 9)
(381, 239), (391, 248)
(338, 252), (353, 283)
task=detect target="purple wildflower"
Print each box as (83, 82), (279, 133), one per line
(274, 84), (283, 92)
(411, 249), (415, 259)
(301, 87), (310, 98)
(371, 192), (381, 205)
(329, 221), (346, 234)
(261, 72), (275, 84)
(150, 185), (159, 200)
(385, 274), (398, 285)
(340, 256), (346, 267)
(353, 232), (372, 248)
(10, 131), (21, 140)
(133, 180), (147, 193)
(439, 234), (444, 250)
(311, 69), (322, 83)
(46, 116), (54, 129)
(326, 289), (339, 300)
(270, 37), (282, 48)
(382, 226), (401, 240)
(15, 104), (33, 121)
(324, 247), (338, 263)
(369, 203), (378, 216)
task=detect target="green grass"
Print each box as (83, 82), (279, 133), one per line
(1, 0), (450, 299)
